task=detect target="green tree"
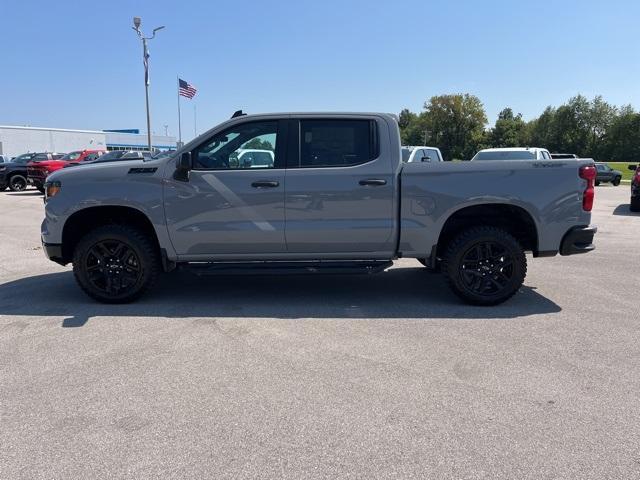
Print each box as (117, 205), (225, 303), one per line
(398, 108), (426, 145)
(422, 94), (488, 160)
(242, 138), (274, 151)
(602, 106), (640, 162)
(489, 108), (529, 147)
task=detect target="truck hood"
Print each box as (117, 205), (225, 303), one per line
(27, 160), (62, 168)
(47, 157), (165, 183)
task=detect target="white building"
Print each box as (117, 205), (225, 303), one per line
(0, 125), (176, 158)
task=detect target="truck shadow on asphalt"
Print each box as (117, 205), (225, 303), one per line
(0, 267), (562, 327)
(612, 204), (640, 216)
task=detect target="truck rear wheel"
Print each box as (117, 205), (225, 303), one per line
(442, 226), (527, 306)
(72, 225), (160, 303)
(630, 197), (640, 212)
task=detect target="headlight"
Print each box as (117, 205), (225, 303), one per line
(44, 180), (61, 201)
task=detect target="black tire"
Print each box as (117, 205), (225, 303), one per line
(8, 174), (28, 192)
(630, 197), (640, 213)
(612, 177), (621, 186)
(595, 180), (600, 186)
(72, 225), (160, 303)
(36, 185), (45, 193)
(442, 226), (527, 306)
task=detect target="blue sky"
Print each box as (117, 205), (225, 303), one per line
(2, 0), (638, 141)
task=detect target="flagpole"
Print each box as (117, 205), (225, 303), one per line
(177, 76), (182, 146)
(194, 104), (197, 138)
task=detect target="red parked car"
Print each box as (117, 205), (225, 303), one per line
(629, 164), (640, 212)
(27, 149), (105, 192)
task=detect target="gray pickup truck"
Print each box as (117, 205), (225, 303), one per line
(41, 112), (597, 305)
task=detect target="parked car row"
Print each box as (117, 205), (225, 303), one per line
(0, 149), (174, 192)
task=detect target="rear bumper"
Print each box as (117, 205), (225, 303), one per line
(560, 225), (597, 256)
(42, 240), (66, 266)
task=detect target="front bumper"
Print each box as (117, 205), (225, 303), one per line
(42, 240), (66, 266)
(560, 225), (597, 256)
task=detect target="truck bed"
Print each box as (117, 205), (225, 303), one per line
(399, 159), (594, 258)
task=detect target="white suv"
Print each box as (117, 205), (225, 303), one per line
(471, 147), (552, 161)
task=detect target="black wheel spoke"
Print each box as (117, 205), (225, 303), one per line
(84, 239), (141, 297)
(459, 240), (515, 297)
(112, 243), (127, 261)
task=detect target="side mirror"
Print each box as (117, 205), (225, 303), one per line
(421, 156), (431, 163)
(628, 164), (638, 171)
(174, 152), (192, 181)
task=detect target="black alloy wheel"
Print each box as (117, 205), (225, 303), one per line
(72, 225), (160, 303)
(84, 240), (142, 297)
(443, 226), (527, 305)
(9, 175), (27, 192)
(459, 241), (514, 297)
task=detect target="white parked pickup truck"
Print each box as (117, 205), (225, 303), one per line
(472, 147), (553, 161)
(402, 146), (444, 163)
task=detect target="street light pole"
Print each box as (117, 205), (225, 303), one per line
(132, 17), (164, 152)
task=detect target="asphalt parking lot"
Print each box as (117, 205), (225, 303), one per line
(1, 186), (639, 479)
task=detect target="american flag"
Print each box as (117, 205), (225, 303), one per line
(178, 78), (197, 99)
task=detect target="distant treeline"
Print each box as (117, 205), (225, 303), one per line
(399, 94), (640, 162)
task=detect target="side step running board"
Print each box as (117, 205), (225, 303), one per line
(181, 260), (393, 276)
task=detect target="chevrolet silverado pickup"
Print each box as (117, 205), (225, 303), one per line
(40, 112), (597, 305)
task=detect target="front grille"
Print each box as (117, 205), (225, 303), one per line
(27, 167), (47, 180)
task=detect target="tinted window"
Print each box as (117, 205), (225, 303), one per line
(596, 164), (606, 171)
(84, 152), (103, 162)
(473, 151), (536, 161)
(401, 148), (411, 162)
(61, 151), (82, 160)
(299, 120), (376, 168)
(238, 150), (274, 168)
(12, 154), (34, 164)
(194, 121), (277, 170)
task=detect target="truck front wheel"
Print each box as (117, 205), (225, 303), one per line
(72, 225), (160, 303)
(442, 226), (527, 306)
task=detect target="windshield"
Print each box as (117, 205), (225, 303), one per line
(96, 151), (126, 161)
(60, 151), (82, 161)
(12, 153), (35, 164)
(473, 151), (536, 161)
(152, 150), (175, 159)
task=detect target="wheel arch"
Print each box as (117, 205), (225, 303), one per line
(435, 203), (539, 260)
(61, 205), (162, 265)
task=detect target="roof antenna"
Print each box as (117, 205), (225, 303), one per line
(231, 110), (246, 119)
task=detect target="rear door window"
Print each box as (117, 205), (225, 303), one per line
(297, 119), (377, 168)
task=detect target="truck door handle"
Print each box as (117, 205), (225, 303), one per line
(251, 180), (280, 188)
(359, 179), (387, 186)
